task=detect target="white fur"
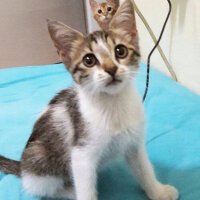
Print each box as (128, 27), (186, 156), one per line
(72, 81), (179, 200)
(22, 172), (75, 199)
(126, 145), (179, 200)
(78, 82), (144, 133)
(22, 173), (64, 197)
(98, 39), (110, 54)
(71, 148), (99, 200)
(94, 39), (111, 63)
(51, 103), (74, 144)
(100, 16), (106, 21)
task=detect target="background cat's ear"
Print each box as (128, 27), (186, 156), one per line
(47, 20), (83, 64)
(90, 0), (98, 12)
(106, 0), (116, 6)
(109, 0), (138, 47)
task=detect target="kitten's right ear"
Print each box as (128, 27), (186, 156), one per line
(109, 0), (138, 47)
(47, 19), (83, 64)
(89, 0), (98, 11)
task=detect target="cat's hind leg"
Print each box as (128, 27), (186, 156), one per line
(22, 172), (75, 199)
(21, 140), (74, 199)
(21, 172), (66, 198)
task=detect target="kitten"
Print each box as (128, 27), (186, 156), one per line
(0, 0), (179, 200)
(90, 0), (117, 30)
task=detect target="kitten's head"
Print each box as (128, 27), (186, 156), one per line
(90, 0), (117, 24)
(48, 0), (140, 95)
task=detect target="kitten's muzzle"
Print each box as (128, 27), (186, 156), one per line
(104, 66), (122, 86)
(104, 66), (117, 77)
(106, 77), (122, 86)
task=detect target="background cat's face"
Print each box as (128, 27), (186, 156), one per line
(48, 0), (139, 95)
(93, 2), (117, 23)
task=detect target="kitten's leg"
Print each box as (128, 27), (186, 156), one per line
(71, 147), (98, 200)
(54, 186), (75, 199)
(126, 144), (179, 200)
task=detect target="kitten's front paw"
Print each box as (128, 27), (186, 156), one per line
(147, 184), (179, 200)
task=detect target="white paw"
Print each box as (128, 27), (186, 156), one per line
(147, 184), (179, 200)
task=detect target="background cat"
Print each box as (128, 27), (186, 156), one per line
(89, 0), (118, 30)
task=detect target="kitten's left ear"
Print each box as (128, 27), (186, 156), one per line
(109, 0), (138, 47)
(90, 0), (98, 11)
(47, 19), (84, 65)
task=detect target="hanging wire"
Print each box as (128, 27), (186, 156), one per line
(143, 0), (172, 102)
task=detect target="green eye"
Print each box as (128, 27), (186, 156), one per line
(83, 54), (97, 68)
(115, 44), (128, 59)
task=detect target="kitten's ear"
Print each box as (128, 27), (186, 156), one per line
(106, 0), (116, 6)
(47, 19), (83, 64)
(109, 0), (138, 47)
(90, 0), (98, 11)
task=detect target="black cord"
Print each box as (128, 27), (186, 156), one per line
(143, 0), (172, 102)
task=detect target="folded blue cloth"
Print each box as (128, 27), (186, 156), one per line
(0, 63), (199, 200)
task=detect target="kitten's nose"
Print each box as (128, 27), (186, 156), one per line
(104, 66), (117, 77)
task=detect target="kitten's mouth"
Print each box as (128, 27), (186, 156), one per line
(101, 16), (111, 21)
(106, 78), (122, 86)
(105, 16), (111, 20)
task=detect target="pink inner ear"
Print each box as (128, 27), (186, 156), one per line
(90, 0), (98, 11)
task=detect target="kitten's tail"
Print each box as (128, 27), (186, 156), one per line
(0, 155), (21, 177)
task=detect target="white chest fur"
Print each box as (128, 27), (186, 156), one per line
(71, 84), (178, 200)
(78, 83), (145, 134)
(77, 83), (146, 161)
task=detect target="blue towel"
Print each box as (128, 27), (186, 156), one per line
(0, 63), (200, 200)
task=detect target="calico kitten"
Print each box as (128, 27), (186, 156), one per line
(90, 0), (117, 30)
(0, 0), (179, 200)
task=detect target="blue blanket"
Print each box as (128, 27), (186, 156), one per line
(0, 63), (200, 200)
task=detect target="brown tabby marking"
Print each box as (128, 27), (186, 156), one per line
(70, 30), (140, 84)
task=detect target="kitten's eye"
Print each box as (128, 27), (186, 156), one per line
(98, 9), (102, 14)
(107, 7), (112, 12)
(83, 54), (97, 68)
(115, 45), (128, 59)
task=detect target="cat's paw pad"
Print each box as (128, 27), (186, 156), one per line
(148, 184), (179, 200)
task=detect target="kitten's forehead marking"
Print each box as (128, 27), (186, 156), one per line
(88, 31), (117, 65)
(97, 38), (110, 54)
(94, 39), (111, 64)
